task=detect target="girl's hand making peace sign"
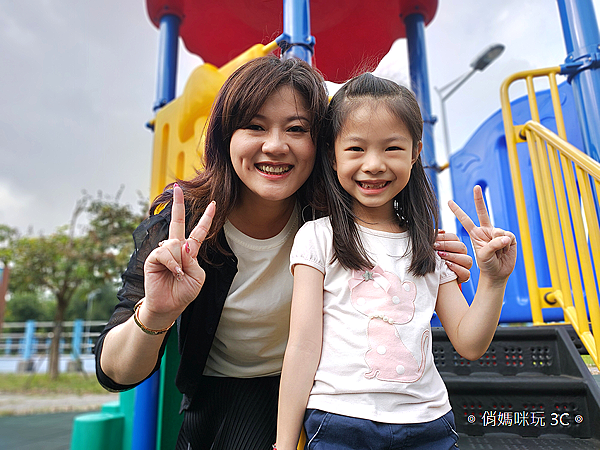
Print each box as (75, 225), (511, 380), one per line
(142, 184), (216, 325)
(448, 185), (517, 283)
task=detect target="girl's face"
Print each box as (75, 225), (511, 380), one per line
(229, 86), (316, 207)
(333, 101), (421, 224)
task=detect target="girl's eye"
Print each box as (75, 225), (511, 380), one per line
(386, 146), (402, 151)
(348, 147), (364, 152)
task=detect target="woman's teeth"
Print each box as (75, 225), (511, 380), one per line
(257, 164), (291, 174)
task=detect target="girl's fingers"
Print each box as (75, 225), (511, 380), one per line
(186, 201), (216, 257)
(448, 199), (477, 235)
(169, 184), (186, 241)
(473, 185), (493, 229)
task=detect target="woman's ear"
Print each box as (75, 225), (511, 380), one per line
(412, 140), (423, 165)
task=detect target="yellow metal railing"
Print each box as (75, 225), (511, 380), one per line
(500, 67), (600, 369)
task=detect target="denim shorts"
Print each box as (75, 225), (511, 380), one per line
(303, 409), (459, 450)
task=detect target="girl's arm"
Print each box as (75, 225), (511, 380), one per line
(276, 264), (324, 450)
(435, 186), (517, 360)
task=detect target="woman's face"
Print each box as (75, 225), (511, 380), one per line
(229, 86), (316, 206)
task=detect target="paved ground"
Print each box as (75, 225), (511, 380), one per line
(0, 392), (118, 416)
(0, 393), (118, 450)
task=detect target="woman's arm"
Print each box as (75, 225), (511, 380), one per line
(276, 264), (324, 450)
(99, 186), (215, 385)
(435, 186), (517, 360)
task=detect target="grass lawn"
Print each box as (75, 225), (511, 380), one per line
(0, 373), (106, 395)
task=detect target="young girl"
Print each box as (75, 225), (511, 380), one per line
(96, 57), (472, 450)
(276, 74), (517, 450)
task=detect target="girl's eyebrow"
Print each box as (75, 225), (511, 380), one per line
(341, 134), (411, 143)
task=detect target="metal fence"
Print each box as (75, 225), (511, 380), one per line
(0, 320), (107, 359)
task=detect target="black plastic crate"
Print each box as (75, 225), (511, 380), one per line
(432, 325), (600, 440)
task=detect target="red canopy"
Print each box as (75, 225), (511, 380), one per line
(146, 0), (438, 83)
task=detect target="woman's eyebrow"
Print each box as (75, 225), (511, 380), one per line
(253, 113), (311, 122)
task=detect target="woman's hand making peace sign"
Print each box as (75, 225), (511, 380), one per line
(142, 184), (216, 325)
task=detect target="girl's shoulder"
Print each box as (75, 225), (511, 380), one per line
(298, 215), (332, 233)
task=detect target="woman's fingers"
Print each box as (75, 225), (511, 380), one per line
(147, 246), (184, 280)
(169, 183), (186, 241)
(185, 201), (216, 257)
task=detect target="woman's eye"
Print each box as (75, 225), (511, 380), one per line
(246, 124), (263, 131)
(288, 125), (308, 133)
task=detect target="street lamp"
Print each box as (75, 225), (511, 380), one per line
(435, 44), (505, 159)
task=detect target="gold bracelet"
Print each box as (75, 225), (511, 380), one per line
(133, 300), (175, 335)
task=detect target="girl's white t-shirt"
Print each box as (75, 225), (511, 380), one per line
(203, 206), (299, 378)
(290, 217), (456, 424)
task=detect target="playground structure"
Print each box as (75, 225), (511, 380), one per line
(71, 0), (600, 449)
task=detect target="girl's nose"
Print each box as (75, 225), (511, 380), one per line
(362, 152), (386, 173)
(262, 130), (289, 155)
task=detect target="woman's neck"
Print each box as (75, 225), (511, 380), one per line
(228, 196), (296, 239)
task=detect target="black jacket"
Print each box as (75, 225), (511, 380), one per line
(94, 204), (239, 410)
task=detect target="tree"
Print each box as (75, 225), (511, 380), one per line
(7, 188), (147, 378)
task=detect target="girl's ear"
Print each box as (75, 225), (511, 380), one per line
(412, 140), (423, 165)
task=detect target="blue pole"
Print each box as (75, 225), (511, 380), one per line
(71, 319), (83, 360)
(278, 0), (315, 64)
(557, 0), (600, 163)
(22, 320), (35, 360)
(153, 14), (181, 112)
(404, 13), (440, 201)
(132, 371), (160, 450)
(131, 12), (181, 450)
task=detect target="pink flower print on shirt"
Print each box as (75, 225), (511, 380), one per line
(349, 266), (429, 382)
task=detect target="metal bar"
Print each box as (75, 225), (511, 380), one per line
(405, 12), (439, 200)
(280, 0), (314, 63)
(153, 14), (181, 112)
(556, 0), (600, 163)
(500, 74), (544, 323)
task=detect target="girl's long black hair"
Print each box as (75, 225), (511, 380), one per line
(312, 73), (439, 276)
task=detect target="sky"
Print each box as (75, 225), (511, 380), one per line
(1, 0), (599, 235)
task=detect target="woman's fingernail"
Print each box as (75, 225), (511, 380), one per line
(184, 242), (190, 253)
(438, 251), (448, 257)
(174, 182), (179, 188)
(175, 266), (184, 281)
(433, 242), (440, 249)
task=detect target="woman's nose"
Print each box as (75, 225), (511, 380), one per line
(262, 130), (288, 155)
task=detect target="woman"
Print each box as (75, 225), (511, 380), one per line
(96, 56), (472, 450)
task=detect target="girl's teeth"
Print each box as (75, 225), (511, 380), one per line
(360, 181), (386, 189)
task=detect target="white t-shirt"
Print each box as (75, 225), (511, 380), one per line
(203, 206), (299, 378)
(290, 217), (456, 424)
